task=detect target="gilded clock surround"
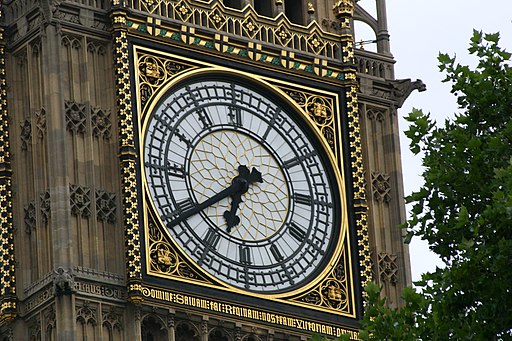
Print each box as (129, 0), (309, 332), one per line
(111, 0), (369, 334)
(137, 54), (354, 312)
(113, 10), (144, 303)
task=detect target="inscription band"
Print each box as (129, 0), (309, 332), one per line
(142, 287), (359, 339)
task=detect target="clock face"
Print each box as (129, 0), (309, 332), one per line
(143, 75), (340, 293)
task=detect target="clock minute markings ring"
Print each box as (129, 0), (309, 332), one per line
(145, 78), (338, 292)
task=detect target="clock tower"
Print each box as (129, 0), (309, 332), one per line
(0, 0), (421, 340)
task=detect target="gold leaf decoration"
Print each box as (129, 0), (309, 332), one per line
(282, 88), (337, 158)
(148, 218), (211, 283)
(137, 53), (192, 111)
(292, 245), (351, 313)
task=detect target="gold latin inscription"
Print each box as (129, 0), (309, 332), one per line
(142, 287), (358, 339)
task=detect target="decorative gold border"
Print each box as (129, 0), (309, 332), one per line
(112, 10), (144, 303)
(123, 0), (343, 58)
(146, 209), (214, 286)
(134, 52), (196, 113)
(277, 86), (340, 165)
(114, 0), (370, 328)
(0, 12), (17, 323)
(338, 8), (372, 297)
(347, 84), (371, 295)
(135, 45), (356, 317)
(121, 0), (351, 84)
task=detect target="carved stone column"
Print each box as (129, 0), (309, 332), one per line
(375, 0), (391, 54)
(201, 317), (209, 341)
(133, 306), (143, 341)
(275, 0), (284, 14)
(307, 1), (317, 24)
(41, 19), (76, 339)
(168, 309), (176, 341)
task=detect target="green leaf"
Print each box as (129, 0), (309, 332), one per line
(484, 32), (500, 43)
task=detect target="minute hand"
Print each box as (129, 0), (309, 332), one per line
(167, 181), (243, 229)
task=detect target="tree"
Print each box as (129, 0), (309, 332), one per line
(359, 30), (512, 340)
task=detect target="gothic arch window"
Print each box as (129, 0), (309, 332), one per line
(141, 315), (168, 341)
(372, 62), (378, 76)
(284, 0), (305, 25)
(379, 63), (386, 78)
(364, 60), (371, 74)
(176, 321), (200, 341)
(209, 328), (232, 341)
(358, 58), (365, 73)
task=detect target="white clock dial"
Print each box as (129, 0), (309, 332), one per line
(144, 76), (339, 292)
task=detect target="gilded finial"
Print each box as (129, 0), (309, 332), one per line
(332, 0), (355, 18)
(307, 2), (315, 14)
(275, 0), (283, 5)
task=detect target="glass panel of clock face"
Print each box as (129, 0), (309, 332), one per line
(144, 77), (338, 293)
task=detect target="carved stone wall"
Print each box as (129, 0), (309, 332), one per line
(1, 0), (415, 339)
(358, 99), (413, 305)
(3, 0), (123, 337)
(7, 27), (122, 289)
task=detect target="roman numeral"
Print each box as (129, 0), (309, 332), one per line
(174, 128), (191, 147)
(289, 222), (306, 241)
(239, 246), (251, 265)
(185, 84), (213, 129)
(166, 162), (186, 178)
(294, 193), (312, 206)
(145, 161), (186, 179)
(197, 108), (213, 129)
(228, 106), (243, 127)
(282, 151), (317, 169)
(270, 244), (284, 262)
(171, 198), (195, 218)
(204, 228), (220, 250)
(262, 108), (280, 140)
(166, 198), (198, 229)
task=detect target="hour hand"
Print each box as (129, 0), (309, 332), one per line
(223, 165), (263, 232)
(223, 192), (242, 233)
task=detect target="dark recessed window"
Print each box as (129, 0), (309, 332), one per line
(284, 0), (305, 25)
(223, 0), (243, 9)
(255, 1), (273, 17)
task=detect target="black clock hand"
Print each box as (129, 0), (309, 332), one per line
(167, 181), (243, 229)
(224, 166), (263, 232)
(223, 191), (243, 232)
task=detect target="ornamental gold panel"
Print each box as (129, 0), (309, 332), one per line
(278, 86), (339, 164)
(133, 45), (357, 318)
(136, 52), (194, 112)
(147, 215), (212, 285)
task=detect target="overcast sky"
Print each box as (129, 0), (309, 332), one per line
(359, 0), (512, 281)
